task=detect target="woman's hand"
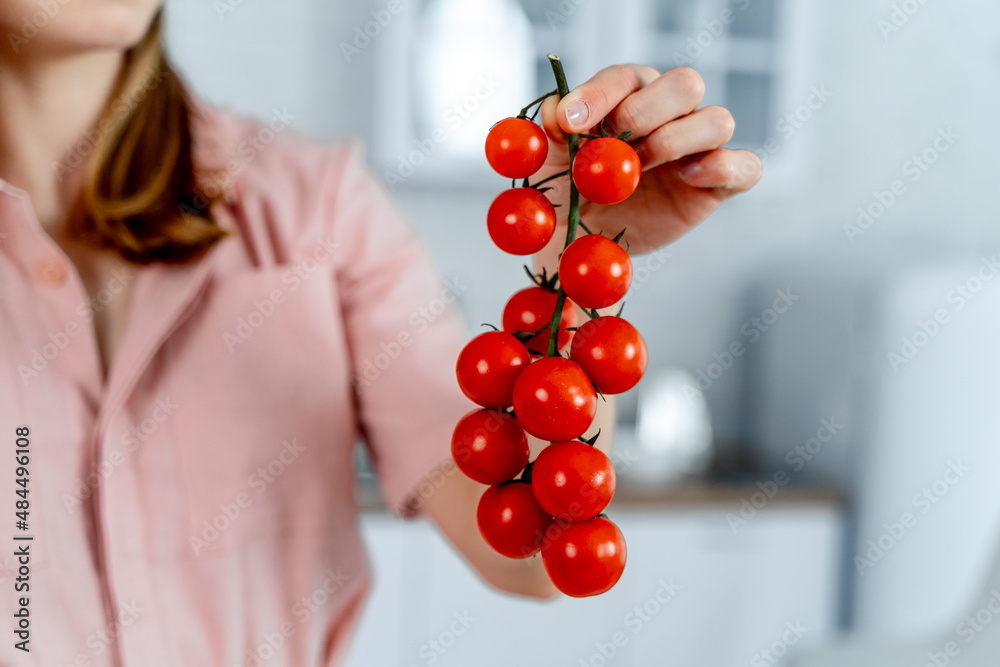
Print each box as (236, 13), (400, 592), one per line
(535, 64), (762, 256)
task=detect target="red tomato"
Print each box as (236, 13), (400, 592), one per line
(572, 137), (641, 205)
(485, 118), (549, 179)
(511, 357), (597, 441)
(456, 332), (531, 409)
(502, 287), (577, 355)
(532, 441), (616, 521)
(569, 316), (647, 394)
(477, 482), (553, 558)
(487, 189), (557, 256)
(451, 409), (529, 486)
(558, 235), (633, 309)
(542, 516), (627, 597)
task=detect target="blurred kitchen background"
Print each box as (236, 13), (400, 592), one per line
(164, 0), (1000, 664)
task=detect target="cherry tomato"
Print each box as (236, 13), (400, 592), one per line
(558, 235), (632, 309)
(451, 409), (529, 486)
(569, 316), (647, 394)
(487, 188), (557, 256)
(542, 516), (627, 597)
(477, 482), (553, 558)
(485, 118), (549, 179)
(532, 441), (616, 521)
(511, 357), (596, 441)
(572, 137), (641, 205)
(502, 287), (577, 355)
(456, 332), (531, 409)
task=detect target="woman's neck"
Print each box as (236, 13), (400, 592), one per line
(0, 48), (123, 231)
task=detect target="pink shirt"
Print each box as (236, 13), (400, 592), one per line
(0, 100), (472, 666)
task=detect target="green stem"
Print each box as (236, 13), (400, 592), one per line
(518, 89), (558, 118)
(545, 54), (581, 358)
(546, 291), (568, 357)
(529, 169), (570, 190)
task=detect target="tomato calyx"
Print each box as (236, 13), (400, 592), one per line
(523, 265), (561, 292)
(578, 429), (602, 447)
(597, 118), (634, 142)
(523, 169), (570, 192)
(510, 325), (550, 347)
(503, 285), (579, 356)
(574, 224), (630, 254)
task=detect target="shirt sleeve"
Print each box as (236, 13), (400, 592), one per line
(325, 143), (474, 517)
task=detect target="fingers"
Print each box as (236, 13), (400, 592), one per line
(553, 64), (660, 135)
(634, 105), (735, 170)
(677, 149), (763, 194)
(542, 65), (708, 146)
(539, 94), (567, 145)
(604, 67), (706, 138)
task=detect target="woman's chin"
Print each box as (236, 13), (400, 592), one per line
(2, 2), (160, 57)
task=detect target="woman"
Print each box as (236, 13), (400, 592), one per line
(0, 1), (761, 665)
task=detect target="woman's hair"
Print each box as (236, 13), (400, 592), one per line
(73, 11), (226, 264)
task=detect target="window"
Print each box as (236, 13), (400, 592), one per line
(519, 0), (780, 151)
(516, 0), (819, 186)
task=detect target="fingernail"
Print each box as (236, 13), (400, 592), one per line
(680, 162), (702, 181)
(565, 99), (589, 130)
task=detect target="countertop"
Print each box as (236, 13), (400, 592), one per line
(353, 474), (843, 513)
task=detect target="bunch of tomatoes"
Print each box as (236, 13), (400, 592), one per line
(451, 56), (649, 598)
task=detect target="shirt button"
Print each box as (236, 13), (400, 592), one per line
(35, 258), (67, 286)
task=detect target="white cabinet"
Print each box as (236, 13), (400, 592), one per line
(345, 498), (842, 666)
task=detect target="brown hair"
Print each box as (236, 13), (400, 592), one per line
(72, 12), (226, 264)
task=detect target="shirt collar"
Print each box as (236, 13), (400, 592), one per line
(0, 175), (27, 199)
(187, 92), (243, 207)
